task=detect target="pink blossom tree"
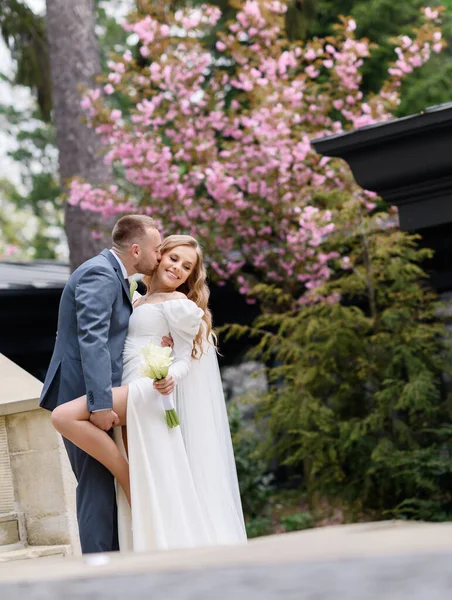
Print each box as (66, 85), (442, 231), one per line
(68, 1), (443, 302)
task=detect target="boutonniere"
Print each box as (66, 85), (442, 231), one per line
(129, 279), (138, 300)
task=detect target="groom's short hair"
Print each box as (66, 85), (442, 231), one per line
(112, 214), (158, 249)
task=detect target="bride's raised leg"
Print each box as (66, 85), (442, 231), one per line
(51, 386), (131, 505)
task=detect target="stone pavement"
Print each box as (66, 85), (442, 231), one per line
(0, 520), (451, 599)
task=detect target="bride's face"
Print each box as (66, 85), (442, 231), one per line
(155, 245), (198, 291)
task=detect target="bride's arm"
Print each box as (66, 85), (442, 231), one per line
(167, 328), (194, 384)
(158, 298), (204, 389)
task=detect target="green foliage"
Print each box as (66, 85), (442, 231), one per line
(228, 402), (274, 518)
(0, 175), (60, 260)
(280, 512), (315, 532)
(0, 103), (63, 258)
(0, 0), (51, 121)
(306, 0), (452, 116)
(228, 390), (322, 538)
(285, 0), (318, 41)
(0, 0), (130, 121)
(245, 517), (273, 538)
(234, 199), (452, 522)
(96, 0), (131, 71)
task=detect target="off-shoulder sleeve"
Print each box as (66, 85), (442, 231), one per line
(132, 291), (142, 304)
(162, 299), (204, 384)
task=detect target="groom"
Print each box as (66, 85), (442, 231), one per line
(40, 214), (175, 553)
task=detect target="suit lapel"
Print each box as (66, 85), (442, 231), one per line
(100, 249), (133, 309)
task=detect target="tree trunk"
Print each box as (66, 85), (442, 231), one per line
(45, 0), (113, 270)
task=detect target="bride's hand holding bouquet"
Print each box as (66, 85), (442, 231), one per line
(138, 342), (180, 428)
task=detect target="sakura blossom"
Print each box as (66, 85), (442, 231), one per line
(69, 2), (443, 302)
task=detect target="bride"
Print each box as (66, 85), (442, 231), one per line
(51, 235), (247, 551)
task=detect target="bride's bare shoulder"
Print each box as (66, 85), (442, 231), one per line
(168, 291), (187, 300)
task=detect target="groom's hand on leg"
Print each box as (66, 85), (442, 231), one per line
(154, 376), (175, 396)
(90, 409), (120, 431)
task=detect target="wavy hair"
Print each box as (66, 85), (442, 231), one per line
(142, 235), (215, 358)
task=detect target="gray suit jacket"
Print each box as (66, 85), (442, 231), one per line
(40, 249), (132, 412)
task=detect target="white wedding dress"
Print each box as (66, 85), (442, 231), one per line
(114, 297), (247, 552)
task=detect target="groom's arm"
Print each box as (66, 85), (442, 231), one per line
(75, 266), (117, 414)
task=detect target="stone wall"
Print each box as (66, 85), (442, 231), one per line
(0, 353), (80, 556)
(6, 409), (79, 550)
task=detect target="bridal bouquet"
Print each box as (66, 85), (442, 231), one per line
(138, 342), (180, 428)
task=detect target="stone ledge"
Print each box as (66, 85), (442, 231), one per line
(0, 355), (42, 417)
(0, 399), (40, 418)
(1, 523), (452, 599)
(0, 521), (452, 583)
(0, 545), (70, 563)
(2, 553), (452, 600)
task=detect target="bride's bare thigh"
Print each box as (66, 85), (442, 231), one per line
(52, 384), (129, 425)
(112, 385), (129, 424)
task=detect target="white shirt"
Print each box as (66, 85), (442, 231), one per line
(109, 249), (128, 281)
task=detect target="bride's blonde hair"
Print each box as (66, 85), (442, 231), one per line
(142, 235), (215, 358)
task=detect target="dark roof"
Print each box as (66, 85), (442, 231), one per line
(312, 102), (452, 156)
(0, 261), (70, 291)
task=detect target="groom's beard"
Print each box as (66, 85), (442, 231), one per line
(135, 258), (159, 277)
